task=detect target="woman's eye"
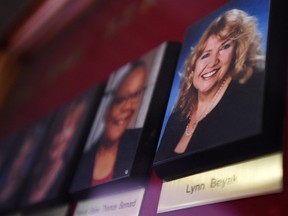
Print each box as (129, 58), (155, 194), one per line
(200, 52), (210, 60)
(221, 43), (231, 50)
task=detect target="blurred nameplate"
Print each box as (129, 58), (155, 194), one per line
(24, 204), (69, 216)
(74, 187), (145, 216)
(158, 152), (283, 213)
(4, 213), (21, 216)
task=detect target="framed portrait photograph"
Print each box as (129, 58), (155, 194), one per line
(20, 84), (104, 209)
(0, 133), (21, 176)
(70, 42), (180, 196)
(153, 0), (287, 180)
(0, 115), (53, 214)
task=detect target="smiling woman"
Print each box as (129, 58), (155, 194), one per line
(103, 65), (146, 147)
(91, 62), (146, 185)
(70, 60), (148, 190)
(155, 9), (265, 161)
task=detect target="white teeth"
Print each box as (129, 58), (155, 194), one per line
(202, 70), (217, 78)
(116, 119), (126, 125)
(114, 117), (129, 125)
(117, 120), (125, 125)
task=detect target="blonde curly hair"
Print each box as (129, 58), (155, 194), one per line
(174, 9), (264, 118)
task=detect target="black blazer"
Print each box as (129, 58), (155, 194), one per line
(70, 128), (141, 192)
(155, 71), (264, 162)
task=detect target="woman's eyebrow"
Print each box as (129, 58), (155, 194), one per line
(202, 49), (211, 55)
(221, 38), (232, 46)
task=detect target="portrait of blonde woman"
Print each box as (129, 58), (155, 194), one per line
(156, 8), (266, 161)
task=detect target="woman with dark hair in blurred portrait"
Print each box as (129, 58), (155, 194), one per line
(156, 9), (265, 160)
(72, 60), (147, 189)
(28, 99), (87, 203)
(0, 132), (38, 204)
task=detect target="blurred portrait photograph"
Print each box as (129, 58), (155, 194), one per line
(0, 117), (51, 210)
(155, 0), (269, 163)
(71, 46), (164, 192)
(22, 88), (100, 206)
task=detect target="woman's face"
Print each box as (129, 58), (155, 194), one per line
(192, 35), (235, 96)
(104, 66), (146, 144)
(49, 102), (86, 160)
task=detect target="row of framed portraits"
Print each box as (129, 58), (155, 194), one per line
(0, 41), (181, 214)
(0, 0), (287, 214)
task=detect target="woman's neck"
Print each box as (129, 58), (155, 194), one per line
(93, 139), (119, 181)
(174, 76), (232, 154)
(99, 140), (119, 153)
(100, 136), (120, 150)
(196, 76), (232, 120)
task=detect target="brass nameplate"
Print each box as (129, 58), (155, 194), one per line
(158, 152), (283, 213)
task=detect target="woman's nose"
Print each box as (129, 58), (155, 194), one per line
(209, 52), (220, 67)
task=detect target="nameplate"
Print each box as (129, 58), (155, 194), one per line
(27, 204), (69, 216)
(157, 152), (283, 213)
(73, 187), (145, 216)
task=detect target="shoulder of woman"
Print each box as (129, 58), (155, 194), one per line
(169, 109), (189, 123)
(244, 68), (265, 93)
(122, 128), (142, 139)
(231, 68), (264, 92)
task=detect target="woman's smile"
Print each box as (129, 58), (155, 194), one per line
(112, 114), (131, 126)
(201, 68), (220, 79)
(104, 66), (146, 144)
(192, 36), (235, 96)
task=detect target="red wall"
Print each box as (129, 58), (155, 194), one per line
(0, 0), (228, 136)
(2, 0), (288, 215)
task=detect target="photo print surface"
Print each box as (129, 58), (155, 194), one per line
(70, 44), (170, 193)
(154, 0), (275, 179)
(21, 85), (103, 206)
